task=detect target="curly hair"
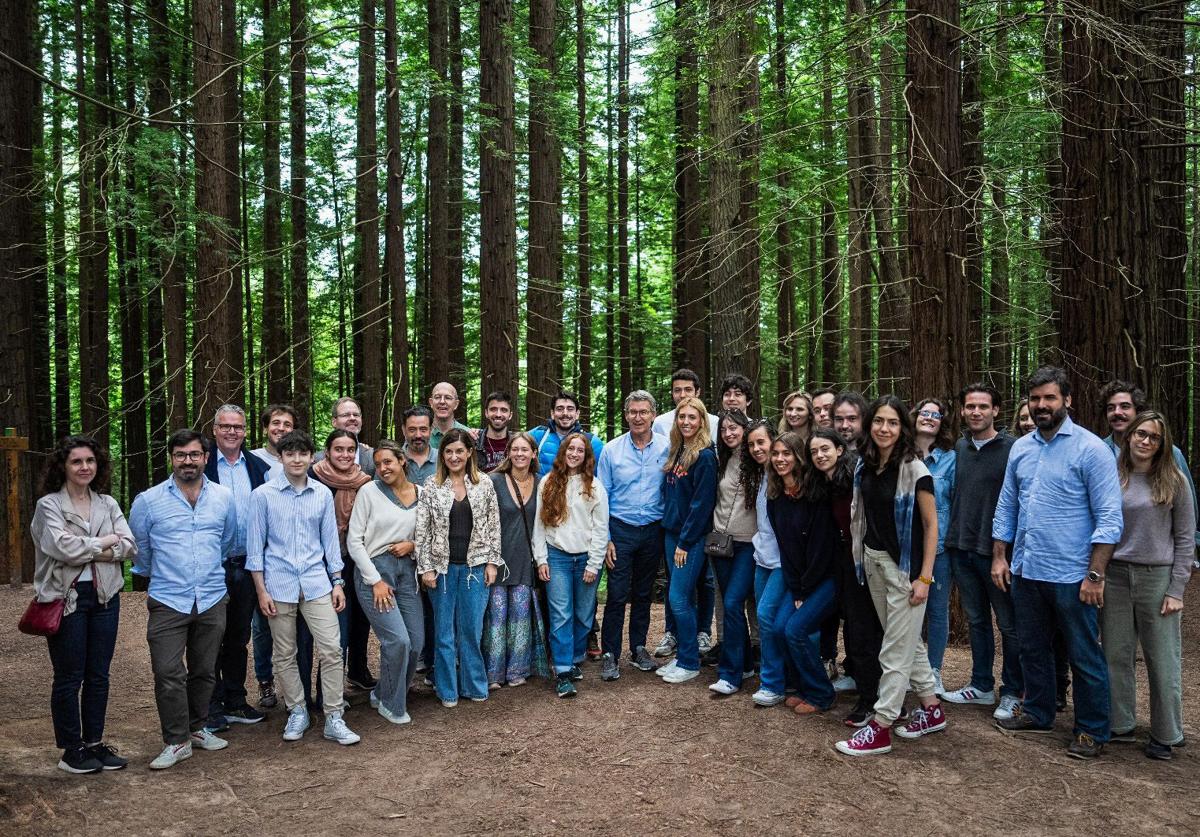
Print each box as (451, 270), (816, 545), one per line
(717, 409), (752, 478)
(737, 420), (774, 510)
(40, 435), (112, 497)
(539, 432), (597, 528)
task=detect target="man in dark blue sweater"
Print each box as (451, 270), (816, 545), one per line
(940, 384), (1021, 720)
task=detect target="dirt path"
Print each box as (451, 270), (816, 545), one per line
(2, 585), (1199, 836)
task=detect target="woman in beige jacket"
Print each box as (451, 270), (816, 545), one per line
(30, 436), (136, 774)
(415, 429), (503, 706)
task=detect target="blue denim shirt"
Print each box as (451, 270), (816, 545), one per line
(597, 431), (670, 530)
(1103, 434), (1200, 547)
(993, 416), (1124, 583)
(246, 475), (343, 604)
(924, 446), (956, 555)
(130, 476), (238, 615)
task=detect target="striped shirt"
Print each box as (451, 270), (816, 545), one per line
(216, 451), (253, 556)
(246, 474), (343, 603)
(130, 476), (238, 615)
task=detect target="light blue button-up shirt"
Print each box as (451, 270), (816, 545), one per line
(924, 446), (956, 555)
(1103, 434), (1200, 547)
(130, 476), (238, 614)
(597, 430), (670, 530)
(216, 451), (253, 556)
(993, 416), (1124, 583)
(246, 475), (343, 603)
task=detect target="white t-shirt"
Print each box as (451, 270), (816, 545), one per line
(250, 447), (283, 480)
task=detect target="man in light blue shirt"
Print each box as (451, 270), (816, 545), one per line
(130, 429), (238, 770)
(595, 390), (670, 679)
(247, 430), (360, 747)
(991, 366), (1123, 759)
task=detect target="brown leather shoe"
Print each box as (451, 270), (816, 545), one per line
(793, 699), (820, 715)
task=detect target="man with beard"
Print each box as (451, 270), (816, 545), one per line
(402, 405), (437, 486)
(314, 397), (375, 475)
(528, 391), (605, 477)
(992, 366), (1123, 760)
(131, 430), (239, 769)
(476, 391), (515, 473)
(250, 404), (298, 480)
(832, 391), (867, 450)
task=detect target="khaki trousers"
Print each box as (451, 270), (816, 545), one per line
(864, 547), (937, 724)
(270, 595), (344, 715)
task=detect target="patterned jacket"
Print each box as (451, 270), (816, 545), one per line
(415, 475), (503, 575)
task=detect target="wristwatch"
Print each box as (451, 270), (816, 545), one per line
(1086, 570), (1105, 583)
(332, 577), (346, 587)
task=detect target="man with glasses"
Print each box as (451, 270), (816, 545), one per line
(131, 430), (239, 770)
(314, 397), (375, 475)
(202, 405), (272, 730)
(596, 391), (671, 680)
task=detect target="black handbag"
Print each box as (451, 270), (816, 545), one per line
(704, 478), (739, 559)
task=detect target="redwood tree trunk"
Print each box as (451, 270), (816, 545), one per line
(385, 0), (409, 429)
(262, 0), (288, 404)
(425, 0), (451, 392)
(355, 0), (385, 441)
(290, 0), (312, 428)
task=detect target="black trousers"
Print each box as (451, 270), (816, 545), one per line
(210, 556), (257, 718)
(343, 564), (373, 680)
(836, 551), (883, 704)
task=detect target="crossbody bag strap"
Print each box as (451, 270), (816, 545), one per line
(507, 474), (535, 553)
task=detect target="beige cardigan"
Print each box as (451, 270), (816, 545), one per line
(31, 487), (136, 610)
(414, 475), (503, 576)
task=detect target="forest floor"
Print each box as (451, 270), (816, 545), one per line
(2, 584), (1200, 836)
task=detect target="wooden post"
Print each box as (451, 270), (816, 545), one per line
(2, 430), (30, 587)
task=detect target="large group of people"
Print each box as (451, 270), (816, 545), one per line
(29, 365), (1198, 774)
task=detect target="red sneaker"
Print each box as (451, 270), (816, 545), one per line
(896, 702), (947, 739)
(835, 720), (892, 756)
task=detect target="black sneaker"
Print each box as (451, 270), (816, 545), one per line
(599, 653), (620, 682)
(207, 715), (231, 733)
(225, 705), (266, 725)
(347, 671), (378, 691)
(58, 747), (103, 774)
(995, 713), (1054, 735)
(556, 675), (577, 699)
(568, 665), (584, 682)
(701, 641), (722, 667)
(87, 742), (128, 770)
(1145, 738), (1173, 761)
(258, 679), (278, 709)
(629, 646), (659, 672)
(1109, 729), (1137, 744)
(1066, 732), (1103, 760)
(843, 699), (875, 729)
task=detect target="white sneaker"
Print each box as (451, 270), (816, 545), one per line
(282, 707), (310, 741)
(149, 742), (192, 770)
(941, 685), (996, 705)
(993, 695), (1021, 721)
(323, 711), (361, 745)
(653, 632), (677, 658)
(751, 688), (785, 707)
(189, 728), (228, 751)
(932, 668), (945, 697)
(369, 689), (380, 709)
(832, 675), (857, 693)
(378, 704), (412, 725)
(440, 698), (459, 708)
(708, 679), (738, 696)
(662, 666), (700, 684)
(697, 633), (713, 655)
(655, 659), (680, 678)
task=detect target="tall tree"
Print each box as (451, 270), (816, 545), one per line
(672, 0), (705, 382)
(425, 0), (451, 392)
(772, 0), (796, 395)
(617, 0), (632, 405)
(289, 0), (312, 428)
(818, 38), (840, 388)
(384, 0), (409, 430)
(574, 0), (592, 415)
(735, 4), (762, 386)
(221, 0), (245, 406)
(262, 0), (288, 404)
(49, 8), (72, 441)
(448, 2), (466, 412)
(604, 20), (616, 437)
(526, 0), (563, 423)
(479, 0), (519, 409)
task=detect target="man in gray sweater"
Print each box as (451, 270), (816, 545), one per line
(939, 384), (1022, 720)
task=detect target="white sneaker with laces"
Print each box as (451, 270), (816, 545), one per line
(832, 675), (857, 693)
(708, 679), (738, 695)
(369, 689), (380, 709)
(697, 633), (713, 655)
(663, 666), (700, 684)
(282, 707), (310, 742)
(932, 668), (946, 698)
(190, 728), (228, 751)
(378, 704), (412, 725)
(655, 659), (680, 678)
(751, 688), (786, 707)
(942, 685), (996, 705)
(993, 695), (1021, 721)
(653, 632), (677, 658)
(323, 711), (361, 745)
(149, 742), (193, 770)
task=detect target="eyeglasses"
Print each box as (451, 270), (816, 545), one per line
(917, 410), (943, 420)
(1132, 428), (1163, 445)
(626, 409), (653, 418)
(336, 411), (362, 419)
(171, 451), (205, 461)
(215, 423), (246, 433)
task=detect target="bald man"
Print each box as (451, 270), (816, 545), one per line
(428, 382), (473, 451)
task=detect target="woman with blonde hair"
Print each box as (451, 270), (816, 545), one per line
(777, 390), (814, 442)
(656, 396), (719, 684)
(1104, 411), (1195, 760)
(415, 429), (503, 707)
(533, 433), (609, 698)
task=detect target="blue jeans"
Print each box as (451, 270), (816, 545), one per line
(755, 566), (790, 694)
(355, 554), (424, 716)
(951, 549), (1022, 697)
(664, 545), (715, 640)
(665, 532), (709, 670)
(924, 552), (950, 671)
(711, 542), (755, 686)
(546, 546), (600, 675)
(1012, 574), (1109, 740)
(46, 582), (120, 750)
(431, 563), (490, 702)
(602, 518), (662, 660)
(782, 577), (837, 709)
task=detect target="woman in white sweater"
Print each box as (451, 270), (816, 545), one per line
(346, 440), (422, 725)
(533, 433), (609, 698)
